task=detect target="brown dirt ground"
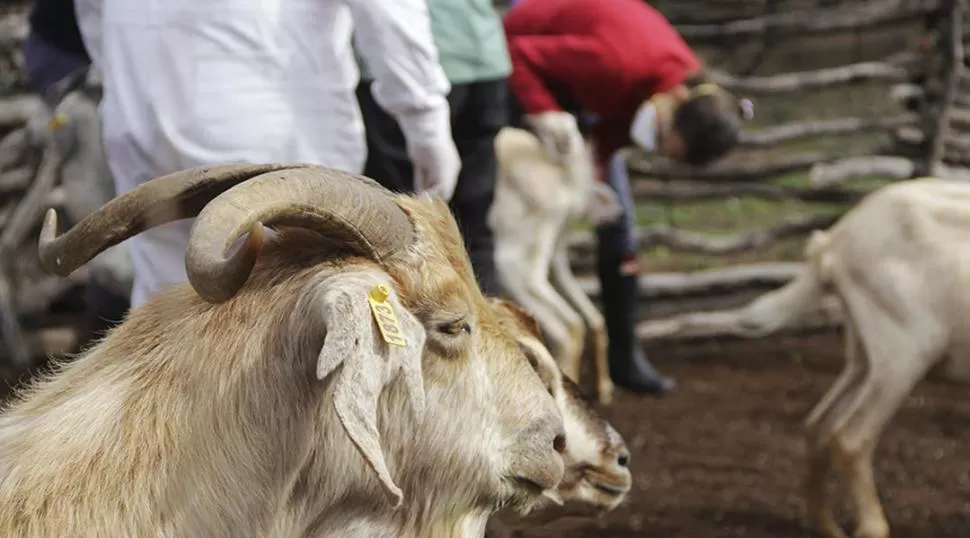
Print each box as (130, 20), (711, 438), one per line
(521, 330), (970, 538)
(3, 327), (967, 537)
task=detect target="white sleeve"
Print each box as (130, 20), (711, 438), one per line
(74, 0), (104, 71)
(345, 0), (452, 149)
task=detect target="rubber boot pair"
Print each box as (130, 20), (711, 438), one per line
(596, 240), (676, 396)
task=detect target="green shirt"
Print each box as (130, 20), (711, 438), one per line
(357, 0), (511, 85)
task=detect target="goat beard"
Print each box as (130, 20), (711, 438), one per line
(497, 468), (583, 525)
(492, 479), (551, 518)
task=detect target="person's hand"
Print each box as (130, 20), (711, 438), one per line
(409, 136), (461, 201)
(585, 181), (624, 226)
(525, 111), (582, 164)
(397, 104), (461, 201)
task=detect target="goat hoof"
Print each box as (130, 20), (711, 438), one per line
(853, 520), (889, 538)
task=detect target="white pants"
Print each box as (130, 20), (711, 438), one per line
(104, 133), (196, 308)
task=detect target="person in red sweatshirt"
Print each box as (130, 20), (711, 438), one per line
(504, 0), (752, 396)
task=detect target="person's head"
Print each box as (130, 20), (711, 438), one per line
(630, 73), (753, 166)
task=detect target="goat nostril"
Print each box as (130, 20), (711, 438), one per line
(553, 434), (567, 454)
(616, 451), (630, 467)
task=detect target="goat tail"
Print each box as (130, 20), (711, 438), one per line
(732, 230), (833, 337)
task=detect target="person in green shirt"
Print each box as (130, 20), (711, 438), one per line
(355, 0), (510, 296)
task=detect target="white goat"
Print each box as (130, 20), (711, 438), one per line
(490, 115), (617, 405)
(723, 177), (970, 538)
(0, 163), (567, 537)
(485, 298), (632, 538)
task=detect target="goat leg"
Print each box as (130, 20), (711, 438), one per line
(841, 442), (889, 538)
(0, 144), (61, 370)
(801, 319), (868, 538)
(827, 283), (939, 538)
(494, 243), (578, 380)
(527, 223), (585, 382)
(533, 282), (583, 383)
(549, 244), (613, 405)
(804, 319), (866, 435)
(0, 127), (28, 173)
(803, 439), (847, 538)
(0, 165), (36, 195)
(1, 144), (61, 254)
(590, 325), (611, 405)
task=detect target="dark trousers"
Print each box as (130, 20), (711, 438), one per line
(356, 78), (508, 296)
(22, 34), (89, 100)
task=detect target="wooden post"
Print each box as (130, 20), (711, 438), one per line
(921, 0), (967, 176)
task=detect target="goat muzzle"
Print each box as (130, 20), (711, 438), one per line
(507, 421), (567, 497)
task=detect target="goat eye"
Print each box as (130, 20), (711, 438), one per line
(438, 320), (470, 336)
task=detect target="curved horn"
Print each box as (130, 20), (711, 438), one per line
(184, 166), (415, 303)
(38, 163), (309, 276)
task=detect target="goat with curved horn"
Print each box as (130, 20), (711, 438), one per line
(6, 161), (568, 538)
(37, 163), (307, 277)
(185, 166), (415, 303)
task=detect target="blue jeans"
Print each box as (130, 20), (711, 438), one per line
(22, 34), (90, 99)
(601, 151), (639, 257)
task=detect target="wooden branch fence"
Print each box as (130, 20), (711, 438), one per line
(1, 0), (969, 364)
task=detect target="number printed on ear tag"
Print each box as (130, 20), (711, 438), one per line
(367, 284), (408, 347)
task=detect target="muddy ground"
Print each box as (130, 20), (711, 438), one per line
(522, 330), (970, 538)
(3, 326), (966, 537)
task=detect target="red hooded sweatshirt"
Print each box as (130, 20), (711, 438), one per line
(504, 0), (700, 174)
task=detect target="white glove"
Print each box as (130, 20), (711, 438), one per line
(525, 111), (583, 164)
(585, 181), (624, 226)
(398, 105), (461, 201)
(409, 137), (461, 201)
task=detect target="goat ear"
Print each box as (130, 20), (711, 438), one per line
(490, 299), (564, 398)
(312, 271), (427, 508)
(519, 338), (564, 399)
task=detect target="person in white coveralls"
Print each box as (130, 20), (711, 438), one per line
(73, 0), (460, 308)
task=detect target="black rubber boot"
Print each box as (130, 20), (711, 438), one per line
(596, 243), (676, 396)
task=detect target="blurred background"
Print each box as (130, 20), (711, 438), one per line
(0, 1), (968, 536)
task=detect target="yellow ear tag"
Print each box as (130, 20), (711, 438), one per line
(368, 284), (408, 347)
(47, 113), (69, 133)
